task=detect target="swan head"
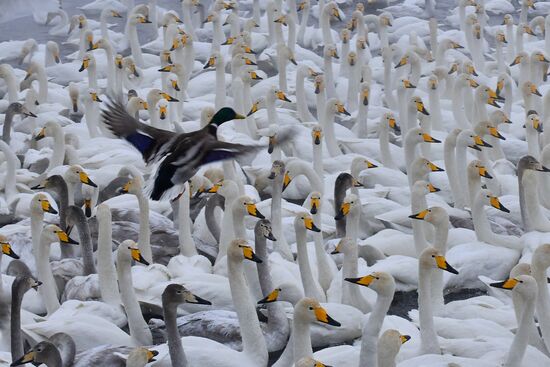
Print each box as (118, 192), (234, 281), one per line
(147, 89), (178, 104)
(490, 110), (512, 126)
(409, 96), (430, 116)
(126, 347), (159, 365)
(162, 11), (182, 27)
(525, 113), (543, 133)
(326, 98), (351, 116)
(531, 51), (550, 65)
(340, 28), (351, 44)
(210, 179), (238, 197)
(510, 262), (532, 278)
(268, 160), (285, 180)
(407, 127), (440, 144)
(121, 239), (149, 265)
(324, 44), (339, 60)
(311, 125), (323, 146)
(399, 78), (416, 90)
(495, 30), (507, 44)
(308, 191), (322, 214)
(379, 12), (393, 27)
(119, 177), (143, 195)
(79, 53), (95, 72)
(128, 96), (149, 111)
(490, 274), (537, 300)
(130, 13), (152, 25)
(295, 298), (341, 327)
(228, 239), (262, 263)
(294, 212), (321, 233)
(378, 330), (411, 362)
(34, 121), (61, 141)
(345, 271), (396, 296)
(477, 189), (510, 213)
(11, 341), (61, 366)
(334, 194), (359, 220)
(427, 76), (438, 90)
(510, 51), (528, 67)
(518, 155), (550, 172)
(256, 219), (276, 241)
(156, 99), (168, 120)
(413, 158), (445, 177)
(65, 165), (97, 187)
(412, 180), (440, 195)
(234, 195), (265, 219)
(296, 357), (331, 367)
(46, 41), (60, 64)
(0, 234), (19, 260)
(522, 81), (542, 98)
(356, 36), (367, 50)
(162, 284), (212, 308)
(419, 247), (459, 274)
(347, 51), (357, 67)
(520, 23), (536, 36)
(42, 224), (79, 245)
(331, 237), (355, 255)
(352, 156), (378, 173)
(475, 85), (501, 107)
(468, 160), (493, 179)
(89, 37), (112, 52)
(383, 112), (400, 133)
(31, 193), (58, 215)
(462, 60), (478, 76)
(409, 207), (449, 227)
(502, 14), (513, 26)
(7, 102), (37, 118)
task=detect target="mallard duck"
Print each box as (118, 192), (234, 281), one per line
(101, 101), (282, 200)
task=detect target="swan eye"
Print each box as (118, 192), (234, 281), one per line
(308, 306), (314, 310)
(431, 255), (435, 258)
(486, 195), (490, 198)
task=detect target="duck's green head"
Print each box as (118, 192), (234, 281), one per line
(210, 107), (246, 126)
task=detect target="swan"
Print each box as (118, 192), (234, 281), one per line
(153, 239), (268, 367)
(268, 160), (293, 260)
(10, 275), (42, 361)
(1, 103), (36, 145)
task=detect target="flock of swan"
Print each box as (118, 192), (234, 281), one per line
(2, 0), (550, 365)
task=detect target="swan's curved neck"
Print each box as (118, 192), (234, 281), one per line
(296, 227), (325, 301)
(505, 292), (535, 366)
(444, 132), (463, 208)
(320, 8), (333, 45)
(0, 68), (18, 103)
(418, 264), (440, 354)
(216, 197), (235, 263)
(34, 65), (48, 103)
(323, 54), (336, 99)
(215, 62), (226, 110)
(36, 238), (61, 315)
(451, 82), (471, 129)
(97, 207), (121, 305)
(296, 72), (313, 122)
(0, 141), (18, 199)
(323, 105), (341, 157)
(10, 278), (27, 359)
(128, 22), (145, 67)
(178, 185), (198, 256)
(116, 248), (153, 345)
(164, 298), (188, 366)
(227, 254), (268, 366)
(379, 122), (397, 169)
(532, 260), (550, 352)
(69, 209), (96, 275)
(271, 178), (292, 259)
(360, 290), (394, 367)
(136, 193), (153, 263)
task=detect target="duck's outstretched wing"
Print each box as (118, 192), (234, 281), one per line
(101, 99), (175, 163)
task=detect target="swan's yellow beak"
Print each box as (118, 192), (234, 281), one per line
(402, 79), (416, 89)
(203, 56), (215, 69)
(487, 126), (505, 140)
(79, 57), (90, 72)
(329, 48), (339, 59)
(171, 79), (180, 92)
(115, 55), (123, 69)
(427, 183), (440, 192)
(111, 10), (122, 18)
(395, 56), (408, 68)
(477, 165), (493, 179)
(312, 129), (322, 145)
(435, 255), (459, 274)
(468, 77), (479, 88)
(427, 161), (444, 172)
(84, 198), (92, 217)
(422, 133), (440, 143)
(400, 335), (411, 344)
(428, 79), (437, 90)
(41, 198), (58, 214)
(409, 209), (429, 220)
(474, 135), (492, 148)
(239, 244), (262, 263)
(450, 41), (463, 49)
(487, 97), (500, 108)
(344, 274), (376, 287)
(246, 203), (265, 219)
(282, 172), (292, 191)
(158, 64), (174, 72)
(159, 105), (167, 120)
(274, 15), (287, 26)
(276, 90), (291, 102)
(249, 71), (262, 80)
(314, 306), (341, 326)
(510, 55), (523, 66)
(79, 171), (97, 187)
(336, 102), (351, 116)
(268, 136), (276, 154)
(332, 7), (342, 21)
(496, 79), (504, 95)
(530, 83), (542, 97)
(416, 101), (430, 115)
(161, 92), (179, 102)
(120, 180), (132, 193)
(207, 181), (223, 193)
(490, 277), (519, 289)
(170, 38), (180, 51)
(146, 349), (159, 362)
(297, 1), (307, 11)
(362, 88), (369, 105)
(258, 288), (280, 304)
(304, 216), (321, 232)
(537, 54), (549, 63)
(310, 196), (321, 215)
(88, 41), (99, 51)
(56, 228), (79, 245)
(523, 25), (536, 36)
(448, 63), (458, 74)
(129, 247), (150, 265)
(12, 350), (36, 365)
(222, 36), (235, 45)
(90, 92), (102, 103)
(35, 127), (46, 141)
(1, 241), (19, 259)
(315, 79), (322, 94)
(365, 160), (377, 169)
(335, 202), (350, 220)
(532, 117), (543, 133)
(247, 101), (259, 116)
(496, 33), (507, 43)
(489, 196), (510, 213)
